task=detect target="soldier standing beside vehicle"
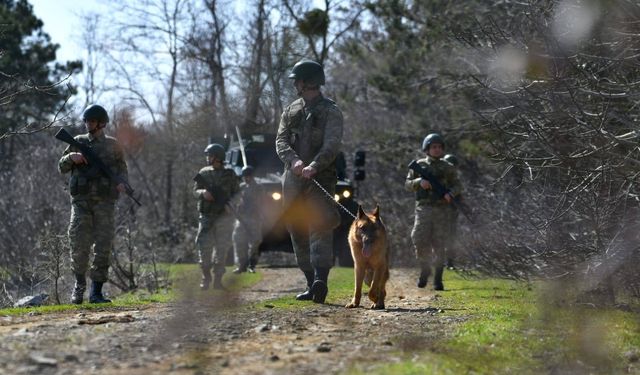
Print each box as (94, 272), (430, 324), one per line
(193, 144), (240, 290)
(443, 153), (461, 269)
(405, 133), (462, 291)
(232, 166), (265, 274)
(276, 59), (343, 304)
(58, 104), (128, 304)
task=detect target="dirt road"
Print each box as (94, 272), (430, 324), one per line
(0, 268), (460, 374)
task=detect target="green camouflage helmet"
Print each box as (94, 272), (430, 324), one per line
(443, 154), (459, 166)
(204, 143), (225, 160)
(241, 165), (254, 177)
(422, 133), (445, 151)
(288, 59), (325, 85)
(83, 104), (109, 124)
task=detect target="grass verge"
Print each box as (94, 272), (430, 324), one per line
(0, 264), (261, 317)
(345, 271), (640, 375)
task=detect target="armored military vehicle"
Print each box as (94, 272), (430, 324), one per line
(224, 132), (364, 266)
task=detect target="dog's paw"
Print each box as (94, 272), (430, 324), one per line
(345, 302), (359, 308)
(371, 303), (385, 310)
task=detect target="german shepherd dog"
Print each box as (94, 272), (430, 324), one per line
(345, 205), (390, 310)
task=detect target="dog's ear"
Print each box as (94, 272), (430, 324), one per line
(357, 205), (366, 219)
(373, 204), (380, 220)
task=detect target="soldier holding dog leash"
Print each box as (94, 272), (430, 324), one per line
(276, 59), (343, 304)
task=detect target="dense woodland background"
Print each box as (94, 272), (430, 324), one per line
(1, 0), (639, 307)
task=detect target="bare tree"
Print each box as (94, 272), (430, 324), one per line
(450, 0), (640, 302)
(184, 0), (232, 139)
(78, 12), (104, 107)
(243, 0), (268, 129)
(108, 0), (191, 228)
(282, 0), (366, 64)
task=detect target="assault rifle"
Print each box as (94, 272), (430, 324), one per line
(193, 174), (258, 235)
(193, 173), (230, 212)
(408, 160), (473, 223)
(55, 128), (141, 206)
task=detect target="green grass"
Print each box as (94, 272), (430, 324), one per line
(0, 264), (261, 317)
(2, 265), (638, 374)
(255, 266), (355, 309)
(344, 272), (640, 375)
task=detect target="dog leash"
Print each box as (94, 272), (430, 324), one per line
(312, 178), (357, 220)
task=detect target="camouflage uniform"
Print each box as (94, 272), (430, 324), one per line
(405, 156), (462, 272)
(58, 132), (128, 283)
(232, 179), (265, 270)
(194, 166), (240, 277)
(275, 94), (343, 274)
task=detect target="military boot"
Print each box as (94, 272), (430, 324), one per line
(295, 271), (315, 301)
(70, 273), (86, 305)
(233, 261), (248, 274)
(247, 257), (258, 273)
(311, 268), (330, 304)
(434, 266), (445, 291)
(88, 281), (111, 304)
(417, 266), (430, 288)
(212, 272), (225, 290)
(200, 267), (212, 290)
(446, 258), (456, 270)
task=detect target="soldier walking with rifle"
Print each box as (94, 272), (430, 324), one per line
(231, 166), (265, 274)
(57, 104), (131, 304)
(193, 144), (239, 290)
(405, 133), (463, 291)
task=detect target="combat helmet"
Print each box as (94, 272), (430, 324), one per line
(204, 143), (226, 160)
(288, 59), (325, 86)
(422, 133), (445, 151)
(241, 165), (254, 177)
(82, 104), (109, 124)
(443, 154), (459, 166)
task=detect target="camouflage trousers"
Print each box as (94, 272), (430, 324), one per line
(196, 212), (234, 274)
(232, 220), (262, 268)
(411, 203), (450, 269)
(282, 170), (341, 272)
(68, 199), (115, 282)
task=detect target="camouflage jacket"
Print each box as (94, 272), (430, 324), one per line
(58, 132), (128, 202)
(405, 156), (462, 205)
(275, 94), (343, 177)
(193, 166), (240, 215)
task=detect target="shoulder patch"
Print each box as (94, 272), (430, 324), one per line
(288, 99), (304, 114)
(199, 166), (213, 174)
(74, 134), (90, 143)
(323, 97), (336, 106)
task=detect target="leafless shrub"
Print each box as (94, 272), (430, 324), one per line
(454, 1), (640, 299)
(36, 230), (69, 305)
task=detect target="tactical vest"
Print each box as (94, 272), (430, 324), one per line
(415, 159), (449, 205)
(68, 135), (120, 200)
(287, 96), (337, 172)
(196, 166), (239, 215)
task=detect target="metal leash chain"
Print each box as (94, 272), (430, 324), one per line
(311, 178), (357, 220)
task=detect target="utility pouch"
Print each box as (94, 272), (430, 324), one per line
(70, 175), (89, 196)
(97, 177), (112, 196)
